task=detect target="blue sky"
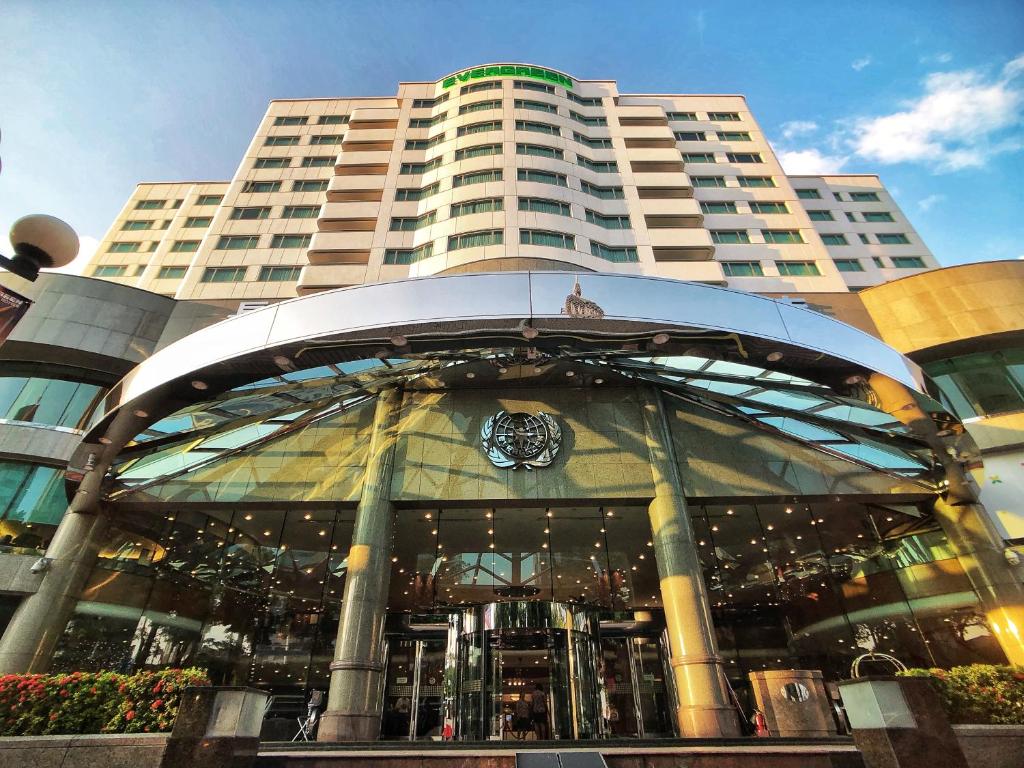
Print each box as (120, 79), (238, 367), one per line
(1, 0), (1021, 272)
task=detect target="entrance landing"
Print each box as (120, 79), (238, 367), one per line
(257, 738), (864, 768)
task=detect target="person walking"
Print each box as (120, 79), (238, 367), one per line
(531, 683), (549, 740)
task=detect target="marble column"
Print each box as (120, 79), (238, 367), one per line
(870, 374), (1024, 665)
(641, 386), (741, 737)
(0, 455), (110, 673)
(318, 386), (403, 741)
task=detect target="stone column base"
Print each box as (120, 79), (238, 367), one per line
(317, 711), (382, 742)
(677, 704), (743, 738)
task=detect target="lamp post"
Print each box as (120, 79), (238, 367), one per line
(1, 214), (80, 281)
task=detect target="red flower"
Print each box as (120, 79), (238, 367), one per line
(125, 711), (135, 721)
(118, 684), (127, 694)
(153, 680), (163, 694)
(49, 713), (58, 721)
(151, 699), (163, 710)
(59, 689), (69, 697)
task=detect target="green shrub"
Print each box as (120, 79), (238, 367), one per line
(0, 668), (210, 736)
(898, 664), (1024, 724)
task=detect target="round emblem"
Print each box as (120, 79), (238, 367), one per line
(481, 410), (561, 470)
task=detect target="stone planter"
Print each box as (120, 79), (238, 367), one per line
(953, 723), (1024, 768)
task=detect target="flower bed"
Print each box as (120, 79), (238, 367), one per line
(0, 668), (209, 736)
(899, 664), (1024, 725)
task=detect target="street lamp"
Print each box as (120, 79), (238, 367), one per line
(1, 214), (80, 281)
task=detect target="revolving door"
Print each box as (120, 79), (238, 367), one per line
(449, 601), (603, 740)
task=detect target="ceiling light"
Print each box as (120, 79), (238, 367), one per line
(133, 409), (149, 418)
(390, 334), (407, 347)
(766, 352), (783, 362)
(191, 380), (208, 390)
(652, 333), (670, 345)
(522, 326), (539, 340)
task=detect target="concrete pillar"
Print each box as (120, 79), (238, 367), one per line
(318, 386), (403, 741)
(870, 374), (1024, 665)
(0, 458), (109, 673)
(641, 386), (741, 737)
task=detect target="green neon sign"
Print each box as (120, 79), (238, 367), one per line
(442, 65), (573, 90)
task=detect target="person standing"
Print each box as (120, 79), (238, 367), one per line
(531, 683), (549, 740)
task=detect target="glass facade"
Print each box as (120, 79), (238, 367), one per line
(925, 348), (1024, 419)
(0, 461), (67, 550)
(0, 375), (104, 428)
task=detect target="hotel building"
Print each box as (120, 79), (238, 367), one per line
(0, 64), (1021, 744)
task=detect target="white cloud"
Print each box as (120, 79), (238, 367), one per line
(52, 235), (97, 276)
(781, 120), (818, 140)
(847, 54), (1024, 172)
(920, 52), (953, 65)
(852, 56), (872, 72)
(775, 148), (849, 175)
(917, 194), (946, 212)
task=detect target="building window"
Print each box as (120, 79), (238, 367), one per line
(451, 198), (502, 217)
(519, 197), (570, 216)
(864, 212), (895, 222)
(796, 189), (821, 199)
(873, 256), (885, 267)
(460, 99), (502, 115)
(457, 120), (502, 136)
(515, 98), (557, 114)
(516, 143), (562, 159)
(135, 200), (164, 210)
(310, 134), (344, 145)
(383, 243), (435, 264)
(156, 266), (187, 279)
(762, 229), (804, 244)
(891, 256), (926, 268)
(170, 199), (184, 209)
(845, 212), (858, 222)
(749, 201), (788, 214)
(692, 176), (726, 187)
(400, 158), (443, 174)
(722, 261), (763, 277)
(258, 266), (302, 281)
(574, 132), (613, 149)
(390, 211), (437, 231)
(859, 234), (871, 244)
(282, 205), (319, 219)
(850, 191), (881, 202)
(520, 229), (574, 249)
(737, 176), (775, 187)
(317, 114), (349, 124)
(700, 201), (738, 214)
(924, 348), (1024, 420)
(254, 157), (291, 168)
(406, 135), (445, 150)
(121, 220), (152, 231)
(727, 152), (762, 163)
(270, 234), (312, 248)
(516, 120), (560, 136)
(242, 181), (282, 193)
(264, 136), (300, 146)
(580, 181), (624, 199)
(449, 230), (502, 250)
(301, 156), (334, 168)
(201, 266), (247, 282)
(667, 111), (697, 121)
(273, 116), (307, 126)
(293, 180), (328, 192)
(108, 242), (140, 253)
(410, 114), (446, 128)
(585, 210), (631, 229)
(674, 131), (706, 141)
(570, 111), (607, 126)
(711, 230), (750, 244)
(807, 210), (834, 221)
(577, 156), (618, 173)
(708, 111), (741, 121)
(456, 143), (503, 160)
(820, 233), (847, 246)
(877, 233), (910, 245)
(718, 131), (751, 141)
(515, 80), (555, 94)
(776, 261), (820, 276)
(216, 235), (261, 250)
(92, 265), (128, 277)
(683, 152), (716, 163)
(461, 81), (500, 95)
(566, 92), (601, 106)
(171, 240), (200, 252)
(453, 169), (502, 187)
(834, 259), (865, 272)
(196, 195), (223, 205)
(231, 206), (272, 220)
(517, 169), (568, 187)
(395, 182), (440, 201)
(184, 216), (212, 228)
(157, 220), (170, 229)
(590, 241), (639, 262)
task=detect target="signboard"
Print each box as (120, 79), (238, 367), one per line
(0, 284), (31, 345)
(442, 65), (573, 90)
